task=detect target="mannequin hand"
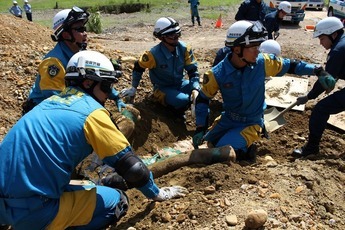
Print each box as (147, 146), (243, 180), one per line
(153, 186), (188, 201)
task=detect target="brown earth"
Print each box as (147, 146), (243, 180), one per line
(1, 6), (345, 230)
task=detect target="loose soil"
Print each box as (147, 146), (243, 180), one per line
(0, 6), (344, 230)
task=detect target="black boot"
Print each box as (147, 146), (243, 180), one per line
(235, 144), (257, 164)
(292, 138), (320, 157)
(197, 16), (201, 26)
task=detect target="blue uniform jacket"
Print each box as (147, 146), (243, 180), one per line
(263, 10), (280, 39)
(0, 86), (159, 197)
(132, 41), (200, 91)
(196, 53), (317, 127)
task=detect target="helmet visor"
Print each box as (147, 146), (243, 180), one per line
(64, 6), (89, 28)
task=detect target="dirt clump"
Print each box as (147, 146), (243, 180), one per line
(0, 10), (345, 230)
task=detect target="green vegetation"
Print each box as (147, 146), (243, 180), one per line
(1, 0), (239, 12)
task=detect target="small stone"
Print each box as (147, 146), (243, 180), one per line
(225, 214), (238, 226)
(245, 209), (268, 229)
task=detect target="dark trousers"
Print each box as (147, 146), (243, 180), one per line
(26, 13), (32, 21)
(309, 88), (345, 142)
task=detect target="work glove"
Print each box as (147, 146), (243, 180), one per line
(296, 95), (309, 106)
(190, 89), (199, 118)
(314, 67), (336, 93)
(120, 87), (137, 98)
(116, 98), (127, 112)
(111, 58), (122, 71)
(192, 127), (206, 149)
(153, 186), (188, 201)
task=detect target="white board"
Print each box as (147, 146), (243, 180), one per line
(329, 112), (345, 131)
(265, 76), (309, 111)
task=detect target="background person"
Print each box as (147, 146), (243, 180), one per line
(188, 0), (201, 26)
(235, 0), (268, 22)
(293, 16), (344, 157)
(23, 0), (32, 21)
(121, 17), (200, 120)
(21, 7), (126, 115)
(9, 0), (22, 18)
(192, 20), (335, 163)
(263, 1), (291, 39)
(0, 50), (188, 230)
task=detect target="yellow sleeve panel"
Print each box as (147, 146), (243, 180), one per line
(38, 57), (66, 91)
(138, 51), (156, 69)
(262, 53), (284, 77)
(84, 109), (130, 160)
(184, 44), (197, 65)
(201, 70), (220, 98)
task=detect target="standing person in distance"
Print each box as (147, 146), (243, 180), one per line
(0, 50), (188, 230)
(293, 16), (344, 157)
(121, 17), (200, 120)
(263, 1), (292, 40)
(23, 0), (32, 21)
(188, 0), (201, 26)
(9, 1), (22, 18)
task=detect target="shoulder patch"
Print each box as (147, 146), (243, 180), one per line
(48, 65), (60, 77)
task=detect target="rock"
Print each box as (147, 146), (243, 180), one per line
(225, 214), (238, 226)
(245, 209), (268, 229)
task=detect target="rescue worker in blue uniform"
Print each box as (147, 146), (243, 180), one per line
(0, 50), (188, 230)
(9, 1), (22, 18)
(235, 0), (268, 22)
(22, 6), (126, 114)
(293, 17), (345, 157)
(121, 17), (200, 119)
(192, 20), (336, 162)
(263, 1), (291, 39)
(188, 0), (201, 26)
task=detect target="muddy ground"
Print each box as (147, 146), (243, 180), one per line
(0, 5), (345, 230)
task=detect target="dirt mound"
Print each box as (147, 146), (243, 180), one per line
(1, 10), (345, 230)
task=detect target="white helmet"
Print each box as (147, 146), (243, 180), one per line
(313, 17), (344, 38)
(51, 6), (89, 41)
(24, 0), (28, 3)
(278, 1), (292, 14)
(13, 1), (18, 4)
(153, 17), (181, 37)
(225, 20), (267, 47)
(65, 50), (117, 84)
(259, 39), (281, 56)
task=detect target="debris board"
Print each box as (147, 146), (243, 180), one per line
(265, 76), (309, 111)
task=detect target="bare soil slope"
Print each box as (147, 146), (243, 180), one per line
(0, 8), (344, 230)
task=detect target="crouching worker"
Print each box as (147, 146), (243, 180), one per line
(192, 20), (335, 163)
(0, 50), (188, 230)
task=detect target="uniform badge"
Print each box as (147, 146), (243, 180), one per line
(142, 54), (149, 62)
(48, 65), (60, 77)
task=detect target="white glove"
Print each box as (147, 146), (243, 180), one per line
(120, 87), (136, 97)
(190, 90), (199, 118)
(153, 186), (188, 201)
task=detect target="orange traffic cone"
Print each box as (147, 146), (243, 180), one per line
(215, 14), (222, 28)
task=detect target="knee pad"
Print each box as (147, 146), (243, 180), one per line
(115, 152), (150, 188)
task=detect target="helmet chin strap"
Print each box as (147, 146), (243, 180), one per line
(77, 42), (87, 50)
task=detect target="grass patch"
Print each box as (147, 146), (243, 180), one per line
(1, 0), (239, 12)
